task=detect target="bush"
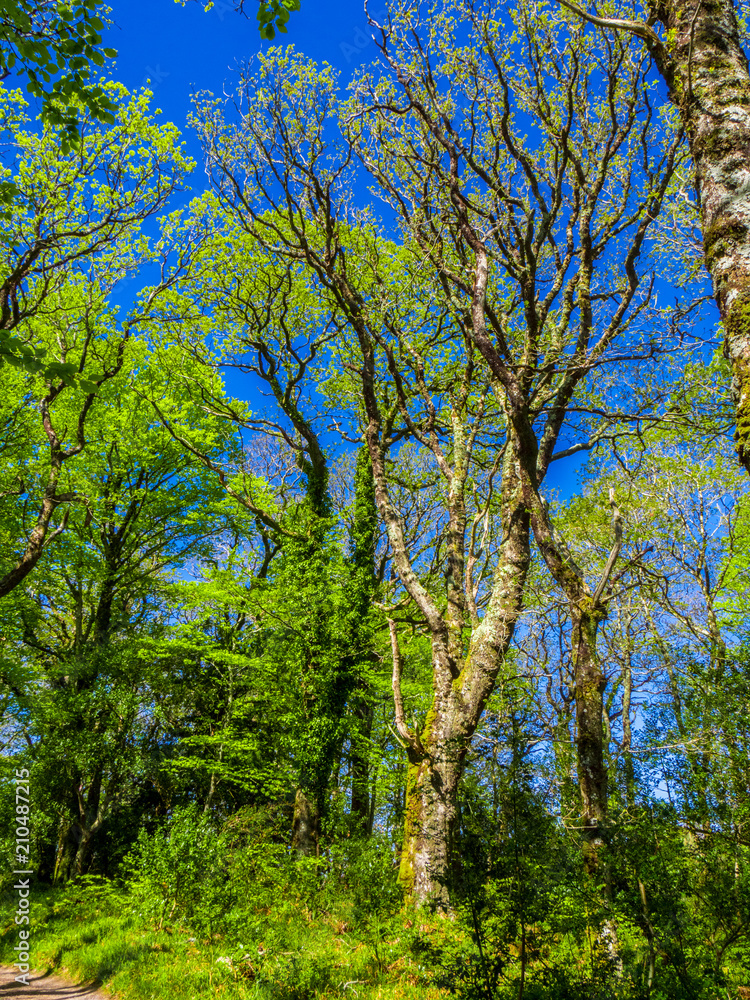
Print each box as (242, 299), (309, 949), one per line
(123, 804), (228, 933)
(255, 951), (335, 1000)
(324, 832), (403, 919)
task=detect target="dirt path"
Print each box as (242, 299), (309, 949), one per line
(0, 968), (114, 1000)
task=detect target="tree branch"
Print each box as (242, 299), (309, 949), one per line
(389, 618), (425, 756)
(592, 489), (624, 605)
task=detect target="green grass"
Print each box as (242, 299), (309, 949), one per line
(3, 880), (742, 1000)
(0, 883), (454, 1000)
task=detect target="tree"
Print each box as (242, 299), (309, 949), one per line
(187, 0), (694, 904)
(560, 0), (750, 471)
(0, 82), (188, 377)
(139, 235), (382, 854)
(565, 415), (750, 979)
(151, 550), (296, 819)
(1, 338), (235, 879)
(0, 84), (193, 595)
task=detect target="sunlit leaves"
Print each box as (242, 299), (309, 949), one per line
(0, 0), (118, 153)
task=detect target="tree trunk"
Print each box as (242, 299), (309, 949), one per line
(350, 696), (374, 834)
(292, 787), (319, 856)
(656, 0), (750, 468)
(523, 483), (621, 870)
(72, 767), (104, 878)
(53, 816), (78, 884)
(359, 379), (531, 911)
(385, 477), (530, 910)
(572, 606), (609, 869)
(398, 744), (463, 910)
(622, 644), (636, 809)
(0, 440), (66, 597)
(73, 829), (95, 877)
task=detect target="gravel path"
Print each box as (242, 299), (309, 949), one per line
(0, 968), (114, 1000)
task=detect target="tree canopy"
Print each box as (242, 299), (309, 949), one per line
(1, 1), (750, 998)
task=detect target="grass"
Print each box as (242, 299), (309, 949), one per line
(2, 876), (743, 1000)
(0, 882), (454, 1000)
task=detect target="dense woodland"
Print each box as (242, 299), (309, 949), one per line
(1, 0), (750, 998)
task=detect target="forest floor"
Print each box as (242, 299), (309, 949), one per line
(0, 967), (113, 1000)
(0, 884), (453, 1000)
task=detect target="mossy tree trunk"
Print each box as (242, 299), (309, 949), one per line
(658, 0), (750, 469)
(292, 788), (319, 856)
(622, 642), (636, 810)
(565, 0), (750, 467)
(522, 484), (622, 871)
(289, 446), (380, 855)
(398, 743), (463, 908)
(347, 448), (380, 837)
(378, 445), (531, 909)
(571, 604), (609, 866)
(53, 815), (79, 884)
(350, 696), (374, 835)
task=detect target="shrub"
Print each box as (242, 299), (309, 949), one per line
(123, 804), (228, 933)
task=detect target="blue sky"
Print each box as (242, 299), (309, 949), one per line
(102, 2), (409, 458)
(106, 0), (380, 156)
(104, 0), (389, 243)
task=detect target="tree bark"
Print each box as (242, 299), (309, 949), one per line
(622, 646), (636, 810)
(350, 696), (374, 835)
(657, 0), (750, 469)
(571, 604), (609, 867)
(398, 745), (462, 909)
(73, 767), (104, 877)
(53, 816), (78, 884)
(292, 787), (319, 857)
(73, 829), (96, 877)
(348, 447), (379, 836)
(384, 455), (531, 908)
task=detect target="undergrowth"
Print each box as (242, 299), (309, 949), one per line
(0, 876), (723, 1000)
(0, 878), (454, 1000)
(0, 803), (747, 1000)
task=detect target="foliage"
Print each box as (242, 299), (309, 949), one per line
(1, 0), (750, 998)
(0, 81), (191, 381)
(254, 0), (301, 39)
(186, 0), (302, 41)
(124, 805), (229, 933)
(0, 0), (117, 148)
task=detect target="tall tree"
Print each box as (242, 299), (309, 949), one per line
(188, 0), (690, 905)
(145, 227), (386, 855)
(1, 339), (234, 879)
(346, 447), (380, 835)
(0, 84), (193, 595)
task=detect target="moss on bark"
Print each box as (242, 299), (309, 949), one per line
(726, 294), (750, 465)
